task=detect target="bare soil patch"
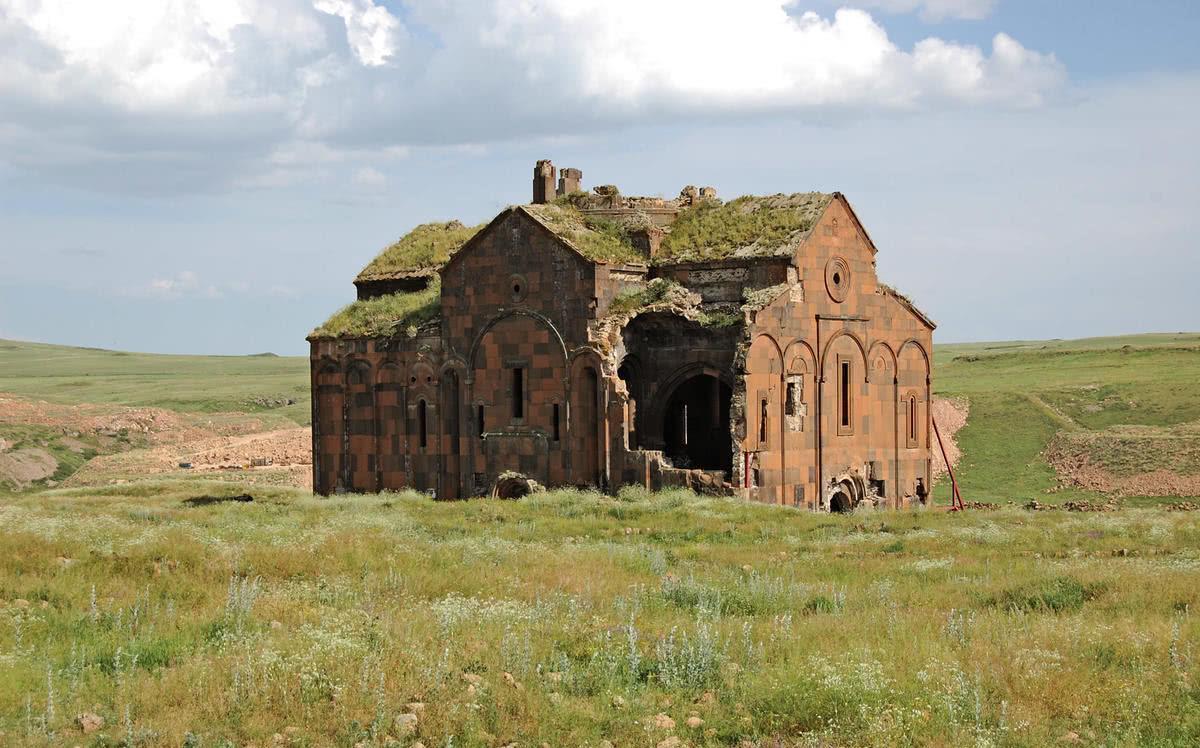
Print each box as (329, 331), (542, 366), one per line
(1, 393), (312, 490)
(931, 395), (968, 486)
(1046, 423), (1200, 497)
(0, 447), (57, 489)
(68, 426), (312, 490)
(0, 394), (205, 443)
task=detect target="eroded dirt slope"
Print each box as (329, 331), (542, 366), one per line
(0, 394), (312, 491)
(931, 395), (968, 486)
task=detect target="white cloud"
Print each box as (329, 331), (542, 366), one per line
(352, 165), (386, 188)
(0, 0), (1064, 192)
(314, 0), (402, 66)
(852, 0), (997, 22)
(145, 270), (212, 298)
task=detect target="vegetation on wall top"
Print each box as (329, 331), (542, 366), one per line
(310, 278), (441, 339)
(356, 221), (485, 281)
(604, 278), (742, 330)
(522, 203), (645, 265)
(656, 192), (832, 264)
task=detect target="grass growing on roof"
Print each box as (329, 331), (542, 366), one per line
(310, 278), (440, 339)
(657, 193), (832, 264)
(356, 221), (484, 279)
(523, 203), (643, 264)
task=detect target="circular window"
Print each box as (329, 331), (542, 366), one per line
(509, 274), (529, 303)
(825, 257), (850, 303)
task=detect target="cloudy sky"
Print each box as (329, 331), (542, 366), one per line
(1, 0), (1197, 355)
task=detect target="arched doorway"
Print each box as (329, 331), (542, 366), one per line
(828, 476), (864, 513)
(662, 373), (732, 477)
(573, 366), (601, 486)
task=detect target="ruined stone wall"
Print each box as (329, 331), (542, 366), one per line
(310, 335), (446, 496)
(311, 197), (932, 509)
(615, 314), (740, 453)
(441, 209), (606, 495)
(740, 196), (933, 509)
(655, 259), (790, 314)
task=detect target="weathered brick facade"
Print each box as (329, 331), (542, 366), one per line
(310, 162), (933, 509)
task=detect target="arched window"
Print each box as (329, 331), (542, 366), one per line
(906, 394), (919, 448)
(837, 357), (854, 435)
(418, 399), (428, 449)
(511, 367), (524, 420)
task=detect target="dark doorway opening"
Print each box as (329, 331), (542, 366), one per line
(662, 374), (732, 477)
(617, 360), (638, 449)
(830, 488), (853, 513)
(829, 478), (859, 513)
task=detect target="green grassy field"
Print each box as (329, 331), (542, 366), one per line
(1, 484), (1197, 746)
(934, 333), (1200, 505)
(0, 340), (310, 426)
(1, 334), (1199, 745)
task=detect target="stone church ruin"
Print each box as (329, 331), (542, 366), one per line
(308, 161), (934, 510)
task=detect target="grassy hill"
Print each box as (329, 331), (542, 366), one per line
(934, 332), (1200, 504)
(0, 339), (310, 425)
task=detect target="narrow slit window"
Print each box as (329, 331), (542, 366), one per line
(417, 400), (428, 449)
(785, 381), (797, 417)
(512, 367), (524, 419)
(759, 398), (769, 445)
(477, 404), (485, 439)
(840, 361), (851, 429)
(552, 403), (561, 441)
(908, 395), (918, 444)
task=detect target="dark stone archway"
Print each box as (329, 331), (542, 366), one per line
(828, 476), (865, 513)
(830, 486), (854, 513)
(662, 373), (732, 477)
